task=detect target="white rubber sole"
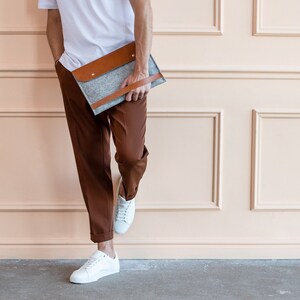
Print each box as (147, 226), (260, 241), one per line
(70, 265), (120, 284)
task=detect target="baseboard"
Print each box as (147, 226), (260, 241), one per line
(1, 242), (300, 259)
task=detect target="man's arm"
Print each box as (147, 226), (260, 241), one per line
(121, 0), (153, 101)
(46, 9), (64, 63)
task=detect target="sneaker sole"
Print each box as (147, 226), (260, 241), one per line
(70, 266), (120, 284)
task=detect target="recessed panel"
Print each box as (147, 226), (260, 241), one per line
(0, 0), (46, 31)
(254, 0), (300, 35)
(0, 78), (63, 111)
(0, 114), (82, 207)
(252, 112), (300, 209)
(262, 0), (300, 28)
(138, 111), (221, 209)
(153, 0), (214, 29)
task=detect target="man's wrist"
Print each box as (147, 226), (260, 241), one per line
(134, 65), (149, 75)
(134, 58), (149, 72)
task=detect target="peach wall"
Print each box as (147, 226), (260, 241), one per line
(1, 0), (300, 258)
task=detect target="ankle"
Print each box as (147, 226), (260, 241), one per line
(97, 240), (115, 258)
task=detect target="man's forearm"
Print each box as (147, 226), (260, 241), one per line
(130, 1), (153, 74)
(46, 9), (64, 62)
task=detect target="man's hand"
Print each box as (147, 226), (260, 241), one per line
(120, 70), (151, 101)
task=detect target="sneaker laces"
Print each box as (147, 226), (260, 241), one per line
(81, 253), (105, 270)
(116, 198), (132, 222)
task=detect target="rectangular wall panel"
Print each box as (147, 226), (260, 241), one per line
(0, 113), (82, 210)
(0, 0), (46, 33)
(254, 0), (300, 36)
(153, 0), (222, 34)
(251, 110), (300, 210)
(140, 109), (222, 210)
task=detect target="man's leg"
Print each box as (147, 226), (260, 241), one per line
(55, 61), (115, 255)
(108, 95), (150, 201)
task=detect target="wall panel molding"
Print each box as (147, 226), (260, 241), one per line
(3, 237), (300, 246)
(155, 0), (223, 35)
(253, 0), (300, 36)
(2, 237), (300, 259)
(251, 109), (300, 210)
(0, 0), (223, 36)
(0, 108), (222, 211)
(1, 66), (300, 80)
(0, 26), (45, 35)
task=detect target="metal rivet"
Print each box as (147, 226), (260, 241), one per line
(91, 73), (95, 76)
(132, 54), (135, 57)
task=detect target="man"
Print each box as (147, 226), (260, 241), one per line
(38, 0), (152, 284)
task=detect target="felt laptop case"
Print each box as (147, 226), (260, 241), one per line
(71, 41), (166, 115)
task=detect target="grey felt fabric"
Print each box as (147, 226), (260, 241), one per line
(73, 54), (166, 115)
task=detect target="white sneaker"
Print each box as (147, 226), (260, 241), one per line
(69, 249), (120, 284)
(114, 177), (136, 234)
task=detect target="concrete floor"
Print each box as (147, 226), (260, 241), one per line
(1, 259), (300, 300)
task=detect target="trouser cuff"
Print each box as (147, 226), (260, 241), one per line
(90, 231), (114, 243)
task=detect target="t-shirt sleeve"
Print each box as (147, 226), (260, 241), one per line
(38, 0), (58, 9)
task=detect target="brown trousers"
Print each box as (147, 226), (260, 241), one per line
(55, 61), (149, 243)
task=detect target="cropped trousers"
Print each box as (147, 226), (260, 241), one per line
(55, 61), (149, 243)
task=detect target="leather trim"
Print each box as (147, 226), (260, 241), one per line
(91, 72), (163, 109)
(72, 41), (136, 82)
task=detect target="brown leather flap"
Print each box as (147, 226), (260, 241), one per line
(72, 41), (136, 82)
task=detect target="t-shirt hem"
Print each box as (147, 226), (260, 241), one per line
(38, 3), (58, 9)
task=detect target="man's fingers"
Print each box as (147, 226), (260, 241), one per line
(127, 88), (140, 101)
(120, 78), (128, 88)
(133, 93), (138, 101)
(124, 83), (150, 102)
(125, 91), (133, 101)
(138, 93), (145, 100)
(143, 91), (149, 97)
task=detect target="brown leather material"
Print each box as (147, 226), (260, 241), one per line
(72, 41), (136, 82)
(91, 72), (163, 109)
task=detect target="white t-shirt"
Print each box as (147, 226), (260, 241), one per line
(38, 0), (135, 71)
